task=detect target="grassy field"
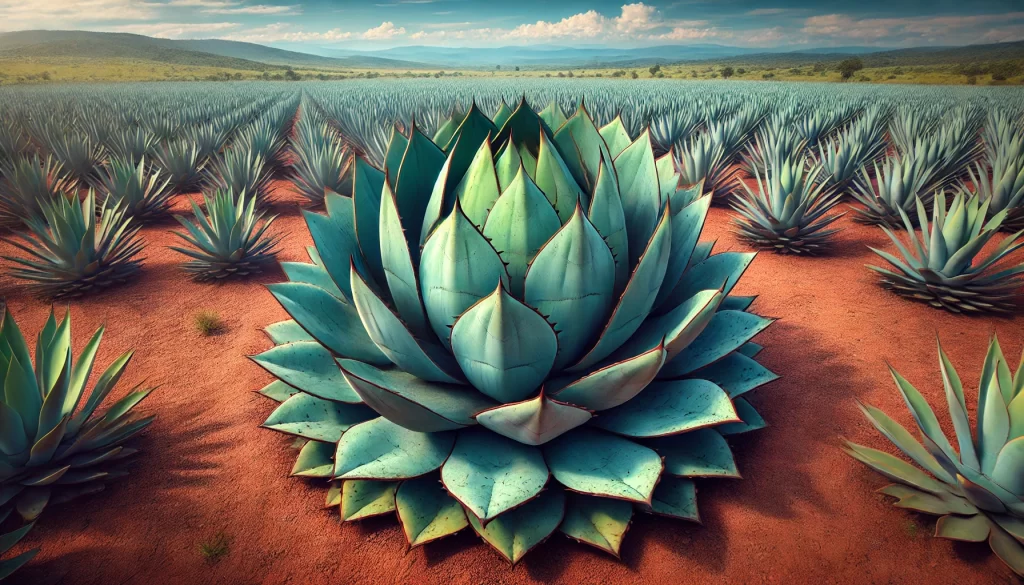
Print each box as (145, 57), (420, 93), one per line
(1, 57), (1021, 86)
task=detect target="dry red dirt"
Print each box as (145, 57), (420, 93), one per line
(2, 182), (1022, 585)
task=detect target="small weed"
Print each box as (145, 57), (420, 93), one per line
(194, 311), (224, 336)
(198, 531), (230, 564)
(904, 520), (919, 539)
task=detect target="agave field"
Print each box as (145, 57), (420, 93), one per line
(0, 79), (1022, 584)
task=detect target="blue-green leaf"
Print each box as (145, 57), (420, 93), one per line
(341, 479), (397, 521)
(396, 474), (469, 546)
(534, 131), (586, 222)
(587, 155), (629, 292)
(475, 392), (591, 446)
(659, 310), (773, 377)
(352, 156), (386, 286)
(468, 486), (565, 565)
(251, 342), (361, 403)
(649, 476), (699, 521)
(544, 428), (662, 503)
(614, 130), (662, 268)
(263, 392), (375, 442)
(393, 126), (445, 254)
(648, 428), (740, 478)
(379, 181), (432, 337)
(559, 493), (632, 557)
(334, 417), (454, 480)
(594, 379), (738, 437)
(455, 137), (501, 227)
(550, 345), (665, 411)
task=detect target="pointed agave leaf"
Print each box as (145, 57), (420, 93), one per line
(258, 380), (298, 402)
(329, 479), (345, 507)
(468, 485), (565, 565)
(455, 137), (501, 227)
(843, 442), (949, 494)
(554, 103), (612, 190)
(267, 282), (390, 366)
(0, 523), (38, 580)
(302, 193), (366, 299)
(614, 131), (662, 268)
(653, 196), (713, 311)
(379, 181), (432, 337)
(717, 397), (766, 435)
(937, 339), (976, 472)
(659, 311), (773, 377)
(337, 359), (494, 433)
(661, 252), (755, 312)
(613, 289), (724, 362)
(475, 392), (591, 446)
(888, 366), (962, 477)
(384, 126), (408, 187)
(978, 370), (1011, 476)
(493, 138), (523, 191)
(571, 206), (672, 370)
(334, 417), (455, 480)
(482, 168), (561, 298)
(857, 402), (957, 485)
(934, 513), (991, 542)
(588, 156), (629, 292)
(447, 103), (498, 182)
(264, 320), (314, 345)
(560, 493), (633, 557)
(649, 428), (740, 478)
(420, 203), (509, 346)
(352, 156), (386, 287)
(550, 345), (666, 411)
(524, 203), (616, 371)
(291, 440), (335, 478)
(341, 480), (398, 521)
(251, 342), (362, 403)
(495, 97), (552, 158)
(544, 428), (662, 503)
(649, 476), (699, 521)
(690, 352), (778, 398)
(878, 484), (976, 515)
(491, 100), (513, 133)
(989, 522), (1024, 576)
(263, 393), (375, 442)
(539, 101), (568, 133)
(349, 263), (462, 384)
(600, 117), (632, 159)
(594, 379), (739, 438)
(441, 427), (548, 522)
(534, 130), (587, 222)
(450, 284), (557, 403)
(393, 126), (446, 254)
(991, 437), (1024, 496)
(396, 474), (469, 546)
(656, 153), (679, 203)
(281, 260), (345, 300)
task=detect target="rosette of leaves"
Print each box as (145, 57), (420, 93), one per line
(207, 147), (273, 207)
(967, 146), (1024, 232)
(255, 99), (776, 564)
(868, 191), (1024, 314)
(0, 155), (75, 228)
(96, 156), (174, 222)
(845, 337), (1024, 576)
(3, 190), (144, 299)
(154, 141), (206, 194)
(0, 307), (154, 522)
(852, 155), (935, 228)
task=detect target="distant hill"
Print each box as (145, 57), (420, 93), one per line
(0, 30), (424, 71)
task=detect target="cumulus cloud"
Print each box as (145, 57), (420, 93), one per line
(363, 21), (406, 40)
(801, 12), (1024, 43)
(223, 22), (353, 43)
(0, 0), (158, 29)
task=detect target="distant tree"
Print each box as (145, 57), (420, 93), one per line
(557, 72), (565, 78)
(721, 66), (734, 79)
(496, 65), (501, 70)
(284, 68), (301, 81)
(631, 70), (639, 79)
(737, 68), (746, 74)
(567, 70), (574, 78)
(515, 66), (520, 71)
(649, 64), (661, 76)
(837, 58), (864, 80)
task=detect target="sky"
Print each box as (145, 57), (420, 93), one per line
(1, 0), (1024, 50)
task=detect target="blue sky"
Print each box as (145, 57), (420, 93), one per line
(1, 1), (1023, 49)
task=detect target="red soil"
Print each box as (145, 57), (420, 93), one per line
(2, 182), (1022, 585)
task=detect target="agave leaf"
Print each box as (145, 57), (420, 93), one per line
(879, 483), (977, 516)
(534, 131), (587, 222)
(454, 137), (501, 227)
(475, 392), (591, 446)
(341, 479), (397, 521)
(379, 181), (432, 337)
(600, 117), (632, 159)
(494, 98), (552, 159)
(659, 311), (773, 378)
(857, 402), (957, 485)
(550, 345), (666, 411)
(291, 440), (334, 478)
(544, 428), (662, 503)
(571, 206), (672, 371)
(0, 368), (29, 457)
(14, 486), (50, 521)
(383, 126), (408, 187)
(993, 514), (1024, 542)
(302, 194), (366, 299)
(614, 131), (662, 268)
(717, 398), (766, 435)
(648, 476), (699, 521)
(653, 195), (713, 311)
(491, 100), (513, 134)
(843, 442), (949, 494)
(450, 283), (557, 404)
(64, 325), (103, 419)
(27, 416), (68, 466)
(325, 481), (342, 507)
(614, 289), (723, 363)
(468, 485), (565, 565)
(352, 157), (386, 287)
(990, 437), (1024, 496)
(560, 493), (632, 557)
(690, 352), (779, 398)
(554, 103), (611, 190)
(442, 427), (548, 522)
(978, 369), (1012, 476)
(258, 380), (298, 403)
(338, 359), (493, 432)
(938, 340), (980, 471)
(493, 138), (523, 191)
(539, 101), (568, 134)
(395, 474), (468, 546)
(934, 513), (991, 542)
(393, 128), (446, 254)
(587, 155), (629, 292)
(263, 393), (376, 442)
(251, 342), (361, 403)
(888, 367), (962, 477)
(648, 428), (740, 478)
(442, 104), (498, 193)
(264, 320), (314, 345)
(334, 417), (455, 480)
(350, 264), (462, 384)
(420, 203), (509, 346)
(720, 295), (756, 312)
(524, 203), (616, 371)
(281, 259), (345, 300)
(268, 282), (390, 366)
(594, 379), (739, 438)
(482, 168), (561, 298)
(989, 522), (1024, 576)
(661, 252), (755, 313)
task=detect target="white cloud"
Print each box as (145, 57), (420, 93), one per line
(106, 21), (241, 39)
(801, 12), (1024, 44)
(203, 4), (301, 15)
(223, 23), (353, 43)
(363, 21), (406, 40)
(0, 0), (158, 29)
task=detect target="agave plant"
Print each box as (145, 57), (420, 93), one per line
(207, 147), (273, 207)
(852, 155), (935, 227)
(968, 148), (1024, 232)
(170, 189), (280, 281)
(3, 190), (144, 299)
(0, 513), (36, 581)
(676, 132), (740, 201)
(183, 123), (228, 161)
(845, 337), (1024, 576)
(154, 141), (206, 194)
(0, 307), (154, 525)
(740, 123), (806, 178)
(47, 133), (102, 184)
(105, 126), (157, 167)
(868, 191), (1024, 314)
(96, 156), (174, 222)
(255, 101), (775, 564)
(733, 154), (845, 254)
(817, 130), (869, 197)
(291, 128), (352, 206)
(0, 155), (75, 228)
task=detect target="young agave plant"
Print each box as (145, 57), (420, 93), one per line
(817, 131), (868, 197)
(170, 189), (280, 281)
(852, 155), (935, 227)
(733, 154), (845, 254)
(48, 133), (102, 184)
(0, 308), (154, 524)
(96, 156), (174, 222)
(3, 190), (145, 299)
(868, 191), (1024, 314)
(845, 337), (1024, 577)
(105, 126), (157, 166)
(0, 155), (75, 228)
(255, 101), (775, 564)
(207, 148), (273, 207)
(153, 141), (206, 194)
(291, 132), (352, 206)
(676, 132), (739, 201)
(968, 149), (1024, 232)
(0, 512), (37, 580)
(740, 123), (806, 178)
